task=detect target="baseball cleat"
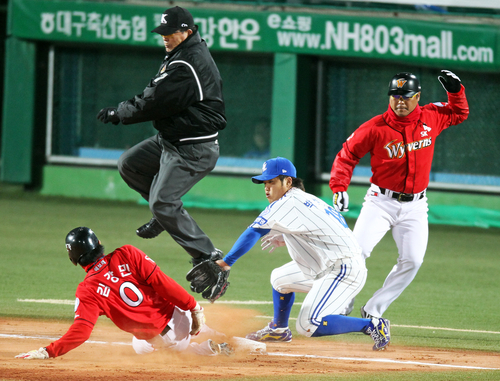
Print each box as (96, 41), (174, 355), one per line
(219, 342), (235, 356)
(364, 317), (391, 351)
(136, 218), (164, 239)
(209, 340), (235, 356)
(245, 322), (292, 342)
(360, 305), (375, 320)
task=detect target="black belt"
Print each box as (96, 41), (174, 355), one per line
(160, 324), (171, 336)
(379, 187), (424, 202)
(146, 324), (171, 345)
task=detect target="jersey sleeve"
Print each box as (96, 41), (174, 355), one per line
(329, 143), (360, 192)
(223, 227), (269, 266)
(446, 85), (469, 126)
(45, 288), (100, 358)
(44, 321), (94, 358)
(147, 270), (197, 311)
(329, 122), (374, 192)
(118, 64), (198, 124)
(424, 85), (469, 133)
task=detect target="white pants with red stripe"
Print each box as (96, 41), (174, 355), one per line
(271, 256), (367, 337)
(354, 184), (429, 317)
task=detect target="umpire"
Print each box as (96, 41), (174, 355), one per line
(97, 6), (226, 266)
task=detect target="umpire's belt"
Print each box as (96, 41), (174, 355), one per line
(379, 187), (425, 202)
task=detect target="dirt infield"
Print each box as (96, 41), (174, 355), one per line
(2, 305), (499, 380)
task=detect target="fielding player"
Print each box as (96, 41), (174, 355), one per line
(97, 6), (226, 269)
(16, 227), (232, 359)
(215, 157), (391, 351)
(330, 70), (469, 319)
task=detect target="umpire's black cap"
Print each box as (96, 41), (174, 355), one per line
(388, 72), (421, 97)
(151, 6), (194, 35)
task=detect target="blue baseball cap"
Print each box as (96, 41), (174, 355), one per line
(252, 157), (297, 184)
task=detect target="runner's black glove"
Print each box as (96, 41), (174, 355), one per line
(438, 70), (462, 93)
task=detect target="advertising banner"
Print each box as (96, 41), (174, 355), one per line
(9, 0), (499, 69)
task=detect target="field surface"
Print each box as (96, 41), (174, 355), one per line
(1, 185), (499, 380)
(1, 312), (499, 381)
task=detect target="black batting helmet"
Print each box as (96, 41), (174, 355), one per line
(388, 72), (421, 97)
(65, 227), (99, 266)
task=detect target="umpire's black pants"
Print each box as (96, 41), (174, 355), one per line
(118, 134), (219, 260)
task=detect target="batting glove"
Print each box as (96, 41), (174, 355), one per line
(438, 70), (462, 93)
(15, 347), (49, 359)
(261, 234), (286, 253)
(96, 107), (120, 125)
(333, 191), (349, 212)
(189, 302), (206, 336)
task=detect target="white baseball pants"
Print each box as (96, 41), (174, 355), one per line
(132, 307), (218, 356)
(271, 256), (367, 337)
(354, 184), (429, 317)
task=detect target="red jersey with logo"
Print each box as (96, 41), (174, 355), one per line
(45, 245), (196, 357)
(330, 87), (469, 194)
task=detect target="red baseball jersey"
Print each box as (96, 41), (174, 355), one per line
(46, 245), (196, 357)
(330, 87), (469, 194)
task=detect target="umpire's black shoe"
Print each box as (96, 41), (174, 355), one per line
(190, 248), (224, 267)
(136, 218), (164, 239)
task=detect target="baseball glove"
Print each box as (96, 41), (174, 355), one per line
(186, 260), (230, 303)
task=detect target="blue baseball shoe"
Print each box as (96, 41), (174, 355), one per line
(245, 322), (292, 342)
(364, 317), (391, 351)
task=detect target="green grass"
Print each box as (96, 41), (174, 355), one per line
(1, 184), (499, 359)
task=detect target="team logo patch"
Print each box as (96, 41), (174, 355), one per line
(396, 79), (407, 88)
(262, 162), (267, 172)
(93, 258), (107, 272)
(421, 123), (432, 137)
(251, 216), (269, 227)
(161, 14), (168, 24)
(384, 138), (432, 159)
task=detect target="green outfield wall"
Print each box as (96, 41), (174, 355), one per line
(41, 165), (500, 229)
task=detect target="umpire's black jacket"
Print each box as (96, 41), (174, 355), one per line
(117, 27), (226, 145)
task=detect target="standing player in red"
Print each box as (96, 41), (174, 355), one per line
(330, 70), (469, 319)
(16, 227), (232, 359)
